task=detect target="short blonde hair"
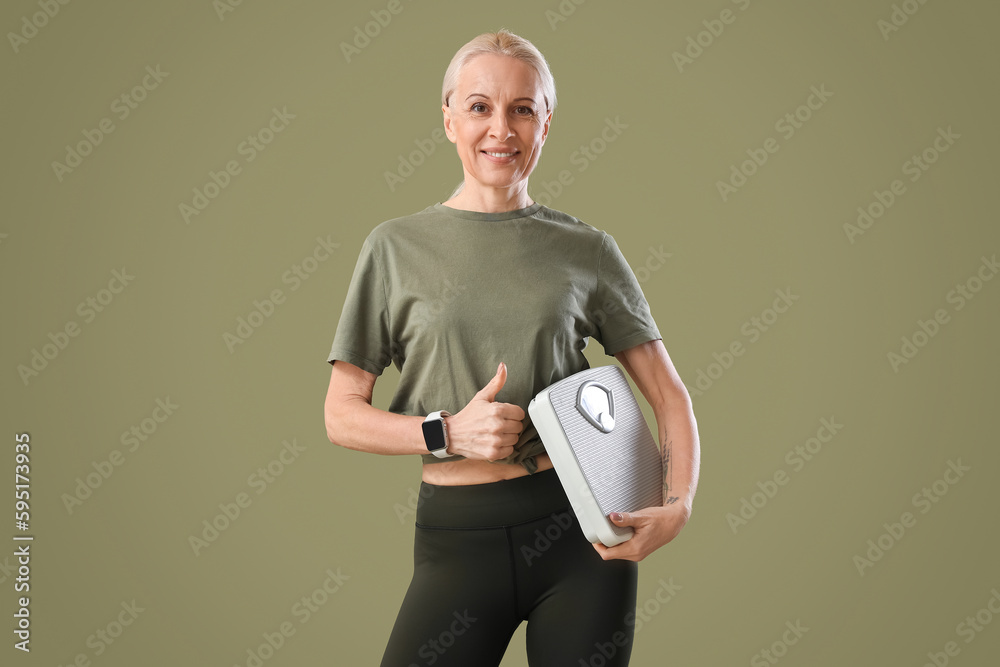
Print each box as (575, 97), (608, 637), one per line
(441, 28), (557, 199)
(442, 28), (557, 112)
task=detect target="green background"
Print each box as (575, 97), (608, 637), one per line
(3, 0), (998, 665)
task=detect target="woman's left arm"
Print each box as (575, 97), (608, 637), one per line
(592, 338), (701, 562)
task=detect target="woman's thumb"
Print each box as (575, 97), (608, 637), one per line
(609, 511), (632, 526)
(476, 362), (506, 402)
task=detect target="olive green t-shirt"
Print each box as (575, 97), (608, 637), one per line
(326, 201), (662, 473)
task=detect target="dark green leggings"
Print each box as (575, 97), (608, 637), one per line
(380, 468), (638, 667)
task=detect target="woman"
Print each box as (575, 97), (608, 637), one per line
(324, 28), (699, 666)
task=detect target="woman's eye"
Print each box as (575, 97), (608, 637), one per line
(515, 106), (535, 116)
(471, 103), (488, 113)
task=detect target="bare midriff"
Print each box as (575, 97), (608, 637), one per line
(421, 453), (554, 485)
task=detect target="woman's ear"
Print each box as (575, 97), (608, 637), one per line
(540, 109), (552, 144)
(442, 104), (457, 143)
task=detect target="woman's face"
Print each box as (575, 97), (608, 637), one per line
(442, 53), (551, 197)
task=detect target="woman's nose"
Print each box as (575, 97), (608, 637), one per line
(489, 113), (512, 139)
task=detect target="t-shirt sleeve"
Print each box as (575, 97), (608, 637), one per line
(592, 232), (662, 356)
(326, 235), (393, 375)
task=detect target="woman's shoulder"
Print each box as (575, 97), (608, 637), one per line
(361, 204), (441, 243)
(532, 203), (608, 239)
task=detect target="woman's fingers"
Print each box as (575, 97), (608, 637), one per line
(449, 363), (527, 460)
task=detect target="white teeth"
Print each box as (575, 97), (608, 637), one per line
(485, 151), (516, 157)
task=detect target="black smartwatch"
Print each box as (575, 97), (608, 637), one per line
(422, 410), (453, 458)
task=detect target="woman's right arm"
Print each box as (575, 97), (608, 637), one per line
(324, 360), (525, 460)
(324, 360), (428, 455)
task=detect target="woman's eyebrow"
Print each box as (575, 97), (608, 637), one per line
(465, 92), (537, 104)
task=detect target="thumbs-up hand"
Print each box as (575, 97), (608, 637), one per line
(446, 362), (526, 462)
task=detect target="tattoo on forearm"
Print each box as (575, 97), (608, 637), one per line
(662, 438), (678, 505)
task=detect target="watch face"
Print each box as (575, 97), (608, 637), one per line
(422, 419), (447, 452)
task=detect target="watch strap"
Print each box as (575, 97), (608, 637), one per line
(424, 410), (453, 458)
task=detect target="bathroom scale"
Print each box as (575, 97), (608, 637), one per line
(528, 364), (664, 547)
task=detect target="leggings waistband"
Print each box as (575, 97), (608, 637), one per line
(415, 468), (571, 529)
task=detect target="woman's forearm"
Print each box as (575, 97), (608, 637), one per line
(325, 361), (525, 462)
(656, 390), (700, 514)
(325, 397), (431, 456)
(612, 340), (700, 515)
(323, 361), (449, 457)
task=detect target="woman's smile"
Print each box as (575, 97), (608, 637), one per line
(481, 148), (520, 163)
